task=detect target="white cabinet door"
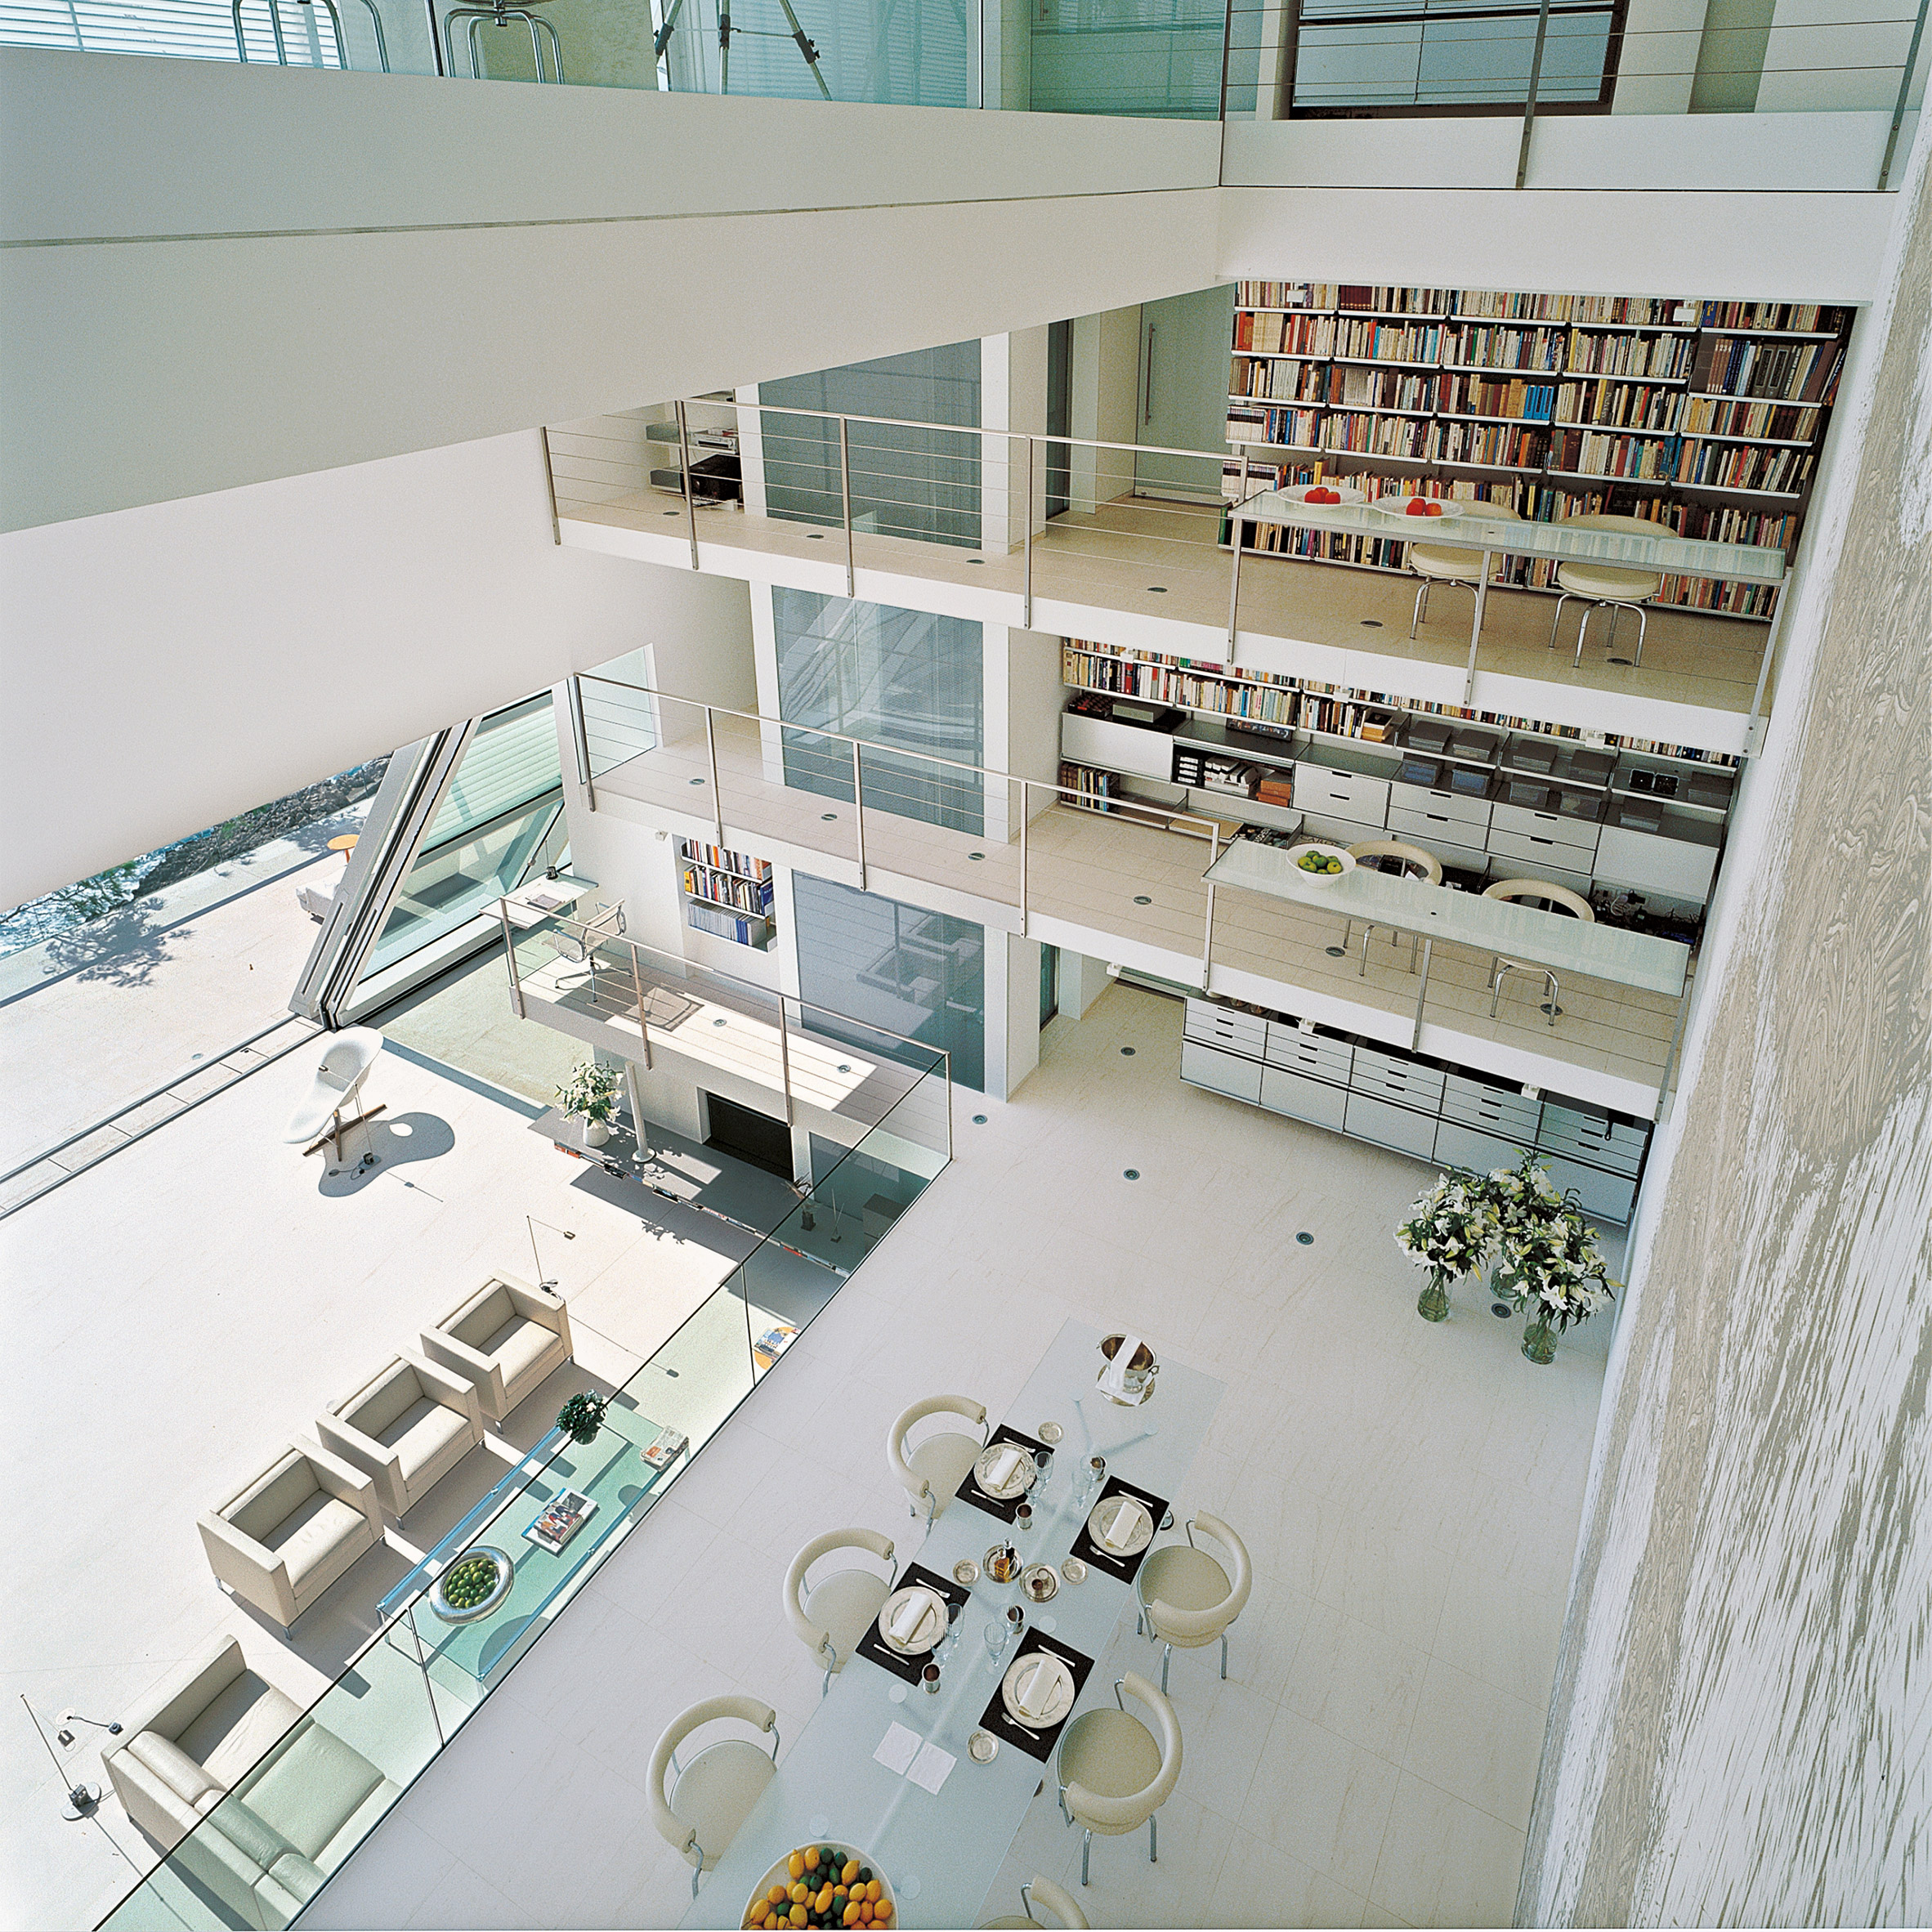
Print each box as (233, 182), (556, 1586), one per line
(1342, 1091), (1439, 1160)
(1434, 1117), (1532, 1173)
(1260, 1063), (1348, 1129)
(1295, 764), (1389, 826)
(1539, 1154), (1638, 1223)
(1060, 712), (1175, 782)
(1593, 825), (1718, 901)
(1181, 1040), (1263, 1104)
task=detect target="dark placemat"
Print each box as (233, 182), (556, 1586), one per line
(977, 1629), (1095, 1764)
(1067, 1474), (1169, 1585)
(954, 1424), (1049, 1525)
(852, 1563), (970, 1685)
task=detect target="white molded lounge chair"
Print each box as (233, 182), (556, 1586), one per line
(284, 1027), (385, 1150)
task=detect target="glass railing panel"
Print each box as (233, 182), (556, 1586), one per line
(1028, 0), (1230, 116)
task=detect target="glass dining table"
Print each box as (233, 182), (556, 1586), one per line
(679, 1319), (1226, 1930)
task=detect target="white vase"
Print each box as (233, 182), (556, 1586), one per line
(584, 1118), (610, 1147)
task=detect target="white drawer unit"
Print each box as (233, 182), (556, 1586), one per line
(1483, 834), (1594, 897)
(1539, 1153), (1639, 1222)
(1593, 824), (1720, 902)
(1183, 1000), (1268, 1059)
(1294, 763), (1389, 827)
(1180, 1040), (1263, 1105)
(1491, 799), (1603, 858)
(1440, 1072), (1543, 1140)
(1060, 711), (1176, 782)
(1342, 1090), (1440, 1160)
(1389, 782), (1491, 836)
(1260, 1063), (1349, 1131)
(1538, 1103), (1648, 1176)
(1433, 1117), (1533, 1173)
(1385, 805), (1491, 870)
(1264, 1022), (1355, 1085)
(1351, 1046), (1447, 1111)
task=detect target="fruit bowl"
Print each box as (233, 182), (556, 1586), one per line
(1279, 482), (1366, 507)
(1287, 841), (1356, 883)
(1373, 494), (1461, 523)
(427, 1546), (512, 1624)
(745, 1845), (892, 1930)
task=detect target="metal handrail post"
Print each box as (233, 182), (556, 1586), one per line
(539, 427), (561, 544)
(677, 400), (700, 570)
(839, 417), (856, 598)
(1410, 939), (1433, 1050)
(1217, 0), (1235, 121)
(1019, 780), (1030, 935)
(1023, 434), (1035, 632)
(1515, 0), (1552, 189)
(566, 674), (594, 808)
(1226, 506), (1244, 650)
(776, 994), (794, 1125)
(630, 944), (653, 1070)
(1202, 825), (1220, 988)
(500, 899), (526, 1018)
(852, 739), (868, 889)
(704, 705), (724, 843)
(1878, 0), (1930, 190)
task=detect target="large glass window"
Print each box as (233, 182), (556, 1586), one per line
(793, 872), (986, 1092)
(760, 343), (982, 548)
(367, 694), (565, 973)
(774, 590), (985, 834)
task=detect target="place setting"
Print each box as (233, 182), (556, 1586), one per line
(1067, 1474), (1167, 1585)
(852, 1563), (969, 1685)
(975, 1627), (1094, 1763)
(954, 1424), (1051, 1523)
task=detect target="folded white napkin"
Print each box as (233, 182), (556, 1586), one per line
(1102, 1499), (1139, 1552)
(1100, 1334), (1143, 1398)
(1017, 1658), (1057, 1720)
(984, 1445), (1023, 1490)
(890, 1593), (930, 1643)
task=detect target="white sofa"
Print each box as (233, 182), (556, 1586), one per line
(421, 1272), (572, 1424)
(315, 1351), (484, 1519)
(105, 1636), (398, 1930)
(199, 1444), (382, 1629)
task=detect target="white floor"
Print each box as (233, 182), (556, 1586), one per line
(303, 986), (1615, 1932)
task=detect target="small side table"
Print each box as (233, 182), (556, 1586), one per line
(328, 834), (360, 862)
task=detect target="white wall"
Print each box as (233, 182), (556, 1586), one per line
(0, 430), (753, 907)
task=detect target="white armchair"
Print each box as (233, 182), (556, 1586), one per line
(421, 1272), (572, 1424)
(783, 1527), (896, 1696)
(315, 1351), (485, 1519)
(980, 1875), (1091, 1929)
(103, 1635), (399, 1928)
(648, 1696), (780, 1897)
(1135, 1511), (1253, 1693)
(1056, 1670), (1183, 1886)
(198, 1443), (382, 1629)
(887, 1394), (987, 1526)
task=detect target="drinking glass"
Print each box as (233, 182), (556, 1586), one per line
(921, 1662), (941, 1696)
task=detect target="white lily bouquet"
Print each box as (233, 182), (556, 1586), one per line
(556, 1059), (621, 1126)
(1487, 1151), (1616, 1359)
(1394, 1166), (1499, 1321)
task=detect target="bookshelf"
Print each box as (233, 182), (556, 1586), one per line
(1223, 285), (1850, 621)
(678, 839), (776, 949)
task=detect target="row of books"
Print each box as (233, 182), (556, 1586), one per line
(1690, 336), (1840, 404)
(1321, 412), (1435, 458)
(1335, 317), (1447, 364)
(1331, 367), (1438, 412)
(1680, 396), (1820, 441)
(1230, 355), (1328, 401)
(682, 863), (774, 916)
(1234, 288), (1836, 335)
(1460, 293), (1696, 326)
(1441, 377), (1562, 423)
(1446, 324), (1568, 373)
(1240, 375), (1712, 434)
(686, 901), (769, 946)
(1233, 280), (1339, 311)
(1235, 310), (1337, 356)
(1062, 639), (1740, 765)
(1564, 332), (1697, 380)
(1700, 301), (1845, 334)
(1058, 759), (1124, 813)
(1675, 441), (1816, 494)
(676, 839), (771, 882)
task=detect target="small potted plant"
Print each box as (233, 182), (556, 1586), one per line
(556, 1059), (622, 1147)
(1394, 1165), (1497, 1322)
(556, 1391), (608, 1444)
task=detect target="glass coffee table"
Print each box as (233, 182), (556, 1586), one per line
(381, 1404), (685, 1686)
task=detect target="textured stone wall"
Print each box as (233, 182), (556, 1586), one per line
(1518, 131), (1932, 1926)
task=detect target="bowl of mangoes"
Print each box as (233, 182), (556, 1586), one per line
(1288, 841), (1356, 883)
(745, 1845), (893, 1930)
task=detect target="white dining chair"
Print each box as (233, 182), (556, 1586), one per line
(1343, 838), (1443, 974)
(887, 1395), (988, 1526)
(1134, 1512), (1253, 1693)
(783, 1527), (897, 1697)
(647, 1695), (780, 1898)
(1546, 512), (1664, 665)
(979, 1874), (1091, 1929)
(1406, 503), (1524, 639)
(1056, 1671), (1183, 1886)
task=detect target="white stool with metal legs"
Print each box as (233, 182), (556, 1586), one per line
(232, 0), (390, 68)
(1406, 504), (1524, 638)
(1547, 514), (1664, 666)
(443, 0), (566, 78)
(1483, 879), (1591, 1027)
(1342, 839), (1442, 973)
(1134, 1512), (1252, 1693)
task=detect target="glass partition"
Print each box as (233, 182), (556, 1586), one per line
(95, 1031), (947, 1932)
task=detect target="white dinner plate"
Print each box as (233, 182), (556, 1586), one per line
(1087, 1494), (1154, 1558)
(1278, 482), (1367, 506)
(1371, 496), (1463, 524)
(1001, 1652), (1076, 1730)
(973, 1441), (1036, 1500)
(877, 1585), (947, 1655)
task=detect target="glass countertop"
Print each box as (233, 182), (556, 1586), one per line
(1205, 840), (1690, 997)
(1235, 492), (1787, 585)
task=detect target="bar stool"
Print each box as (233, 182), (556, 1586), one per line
(1547, 513), (1664, 666)
(1483, 879), (1594, 1027)
(444, 0), (566, 79)
(1343, 839), (1442, 974)
(1406, 503), (1523, 639)
(231, 0), (389, 69)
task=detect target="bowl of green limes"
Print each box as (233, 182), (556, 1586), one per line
(428, 1546), (512, 1623)
(1289, 842), (1355, 883)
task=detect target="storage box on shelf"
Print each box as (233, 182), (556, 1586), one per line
(1224, 284), (1849, 621)
(1179, 996), (1650, 1220)
(1059, 642), (1729, 911)
(678, 839), (775, 950)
